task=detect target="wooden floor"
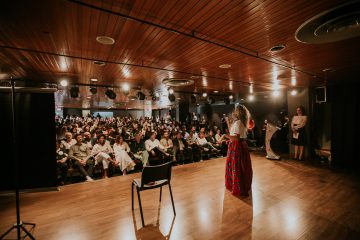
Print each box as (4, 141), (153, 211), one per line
(1, 153), (360, 240)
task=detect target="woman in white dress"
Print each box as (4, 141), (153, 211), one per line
(113, 136), (136, 175)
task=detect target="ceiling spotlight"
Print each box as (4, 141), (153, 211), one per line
(219, 64), (231, 69)
(90, 78), (98, 82)
(90, 87), (97, 94)
(87, 96), (91, 99)
(207, 96), (215, 104)
(291, 89), (298, 96)
(137, 91), (145, 100)
(122, 83), (130, 92)
(105, 89), (117, 99)
(229, 95), (233, 99)
(70, 87), (79, 98)
(168, 88), (174, 94)
(272, 90), (280, 97)
(168, 94), (175, 102)
(96, 36), (115, 45)
(202, 92), (207, 97)
(213, 90), (219, 93)
(248, 95), (255, 101)
(60, 79), (68, 87)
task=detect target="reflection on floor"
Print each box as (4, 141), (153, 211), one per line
(1, 153), (359, 239)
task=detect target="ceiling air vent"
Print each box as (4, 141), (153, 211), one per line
(296, 1), (360, 44)
(162, 78), (194, 87)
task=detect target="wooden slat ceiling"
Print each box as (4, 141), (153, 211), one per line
(0, 0), (359, 109)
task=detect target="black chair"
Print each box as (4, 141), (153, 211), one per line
(131, 161), (176, 227)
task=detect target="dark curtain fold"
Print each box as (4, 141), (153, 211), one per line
(331, 83), (360, 171)
(0, 92), (57, 191)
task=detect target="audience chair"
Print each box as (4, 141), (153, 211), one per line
(131, 161), (176, 227)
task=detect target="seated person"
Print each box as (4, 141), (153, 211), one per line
(83, 131), (93, 150)
(68, 134), (94, 182)
(56, 140), (68, 185)
(91, 134), (114, 178)
(206, 130), (221, 150)
(145, 131), (171, 161)
(160, 131), (174, 155)
(196, 132), (220, 159)
(130, 132), (149, 166)
(173, 132), (193, 163)
(61, 132), (76, 153)
(215, 129), (228, 156)
(113, 136), (136, 175)
(187, 131), (201, 161)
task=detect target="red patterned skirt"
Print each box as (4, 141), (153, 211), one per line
(225, 139), (253, 196)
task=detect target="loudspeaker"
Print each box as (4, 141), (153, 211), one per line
(105, 89), (117, 99)
(224, 97), (230, 105)
(137, 91), (145, 100)
(207, 96), (215, 104)
(70, 87), (79, 98)
(90, 87), (97, 94)
(315, 87), (326, 103)
(168, 94), (175, 102)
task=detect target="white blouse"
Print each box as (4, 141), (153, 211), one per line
(229, 120), (247, 138)
(291, 116), (307, 130)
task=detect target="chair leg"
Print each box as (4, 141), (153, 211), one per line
(131, 183), (134, 210)
(137, 189), (145, 227)
(168, 183), (176, 216)
(159, 186), (162, 202)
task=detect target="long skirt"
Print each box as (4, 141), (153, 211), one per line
(225, 139), (253, 196)
(115, 150), (135, 172)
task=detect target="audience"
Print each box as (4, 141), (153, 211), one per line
(54, 113), (252, 184)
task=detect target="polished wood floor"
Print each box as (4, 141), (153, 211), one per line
(1, 153), (360, 240)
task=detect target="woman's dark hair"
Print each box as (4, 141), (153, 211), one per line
(115, 135), (124, 143)
(97, 134), (105, 140)
(297, 106), (306, 115)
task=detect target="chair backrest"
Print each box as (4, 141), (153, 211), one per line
(141, 161), (173, 187)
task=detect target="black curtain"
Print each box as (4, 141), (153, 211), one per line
(331, 83), (360, 171)
(0, 92), (57, 191)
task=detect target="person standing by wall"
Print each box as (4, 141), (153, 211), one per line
(291, 106), (307, 160)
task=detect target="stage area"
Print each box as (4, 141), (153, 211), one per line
(1, 154), (360, 239)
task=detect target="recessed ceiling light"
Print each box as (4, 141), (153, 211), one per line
(90, 78), (98, 82)
(219, 64), (231, 69)
(59, 79), (68, 87)
(240, 98), (244, 101)
(248, 95), (254, 101)
(122, 83), (130, 92)
(87, 96), (91, 99)
(96, 36), (115, 45)
(291, 89), (298, 96)
(176, 97), (181, 100)
(93, 61), (106, 66)
(190, 75), (200, 79)
(213, 90), (219, 93)
(270, 44), (285, 52)
(322, 68), (333, 72)
(229, 95), (233, 99)
(272, 90), (280, 97)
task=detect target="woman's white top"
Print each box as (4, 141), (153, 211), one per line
(291, 116), (307, 130)
(229, 120), (247, 138)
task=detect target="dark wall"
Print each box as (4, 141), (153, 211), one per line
(0, 92), (57, 191)
(63, 108), (82, 116)
(330, 83), (360, 171)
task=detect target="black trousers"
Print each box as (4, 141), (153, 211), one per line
(57, 162), (68, 181)
(73, 159), (94, 177)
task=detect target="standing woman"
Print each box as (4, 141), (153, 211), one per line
(225, 104), (253, 196)
(291, 106), (307, 160)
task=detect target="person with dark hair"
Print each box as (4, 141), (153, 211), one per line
(91, 134), (113, 178)
(56, 140), (68, 185)
(113, 135), (136, 175)
(173, 131), (193, 163)
(225, 104), (253, 196)
(131, 132), (149, 166)
(291, 106), (307, 160)
(68, 134), (94, 182)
